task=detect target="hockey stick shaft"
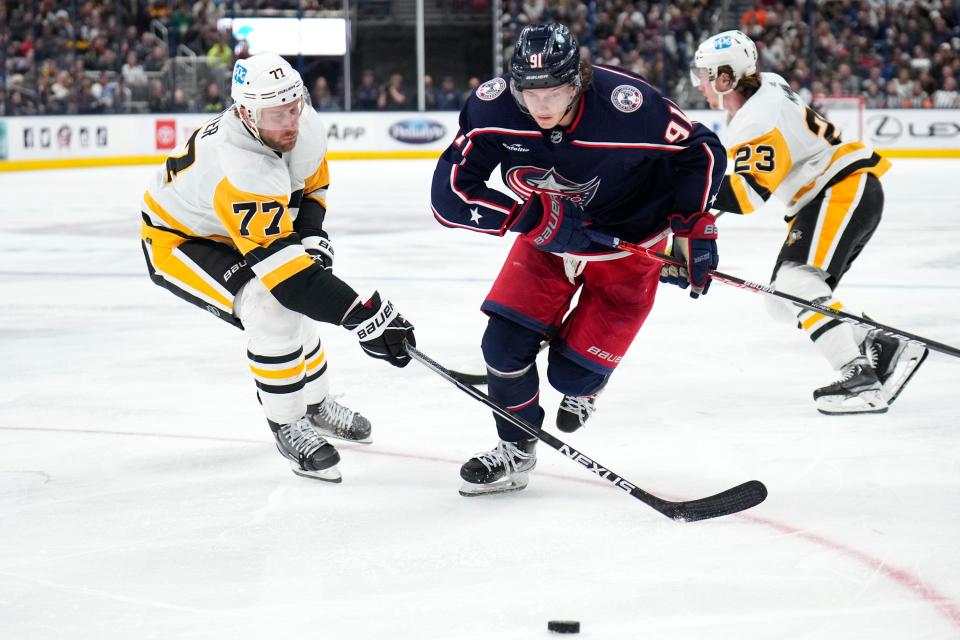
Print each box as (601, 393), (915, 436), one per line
(588, 230), (960, 359)
(406, 343), (767, 522)
(446, 341), (550, 387)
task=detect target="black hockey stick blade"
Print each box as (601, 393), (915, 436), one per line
(447, 369), (488, 386)
(444, 342), (551, 387)
(652, 480), (768, 522)
(406, 342), (768, 522)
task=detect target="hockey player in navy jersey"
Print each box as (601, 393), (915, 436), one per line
(430, 23), (727, 496)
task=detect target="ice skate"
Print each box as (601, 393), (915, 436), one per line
(813, 356), (888, 415)
(861, 328), (928, 405)
(270, 417), (342, 482)
(306, 397), (372, 444)
(459, 438), (537, 496)
(556, 394), (597, 433)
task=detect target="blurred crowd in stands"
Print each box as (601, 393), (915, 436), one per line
(3, 0), (960, 116)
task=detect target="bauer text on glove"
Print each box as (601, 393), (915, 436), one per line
(501, 191), (592, 253)
(342, 292), (416, 367)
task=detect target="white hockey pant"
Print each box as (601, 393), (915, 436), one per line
(234, 279), (330, 425)
(769, 262), (868, 370)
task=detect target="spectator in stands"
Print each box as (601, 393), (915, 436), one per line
(207, 30), (233, 69)
(863, 79), (885, 108)
(122, 51), (148, 88)
(933, 76), (959, 108)
(203, 81), (224, 112)
(378, 72), (409, 110)
(891, 66), (913, 99)
(885, 78), (905, 107)
(434, 75), (461, 110)
(835, 63), (861, 96)
(147, 78), (170, 112)
(311, 76), (340, 111)
(423, 74), (436, 110)
(172, 87), (191, 112)
(103, 75), (132, 113)
(462, 76), (480, 104)
(354, 69), (380, 110)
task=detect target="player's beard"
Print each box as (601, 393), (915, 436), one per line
(261, 128), (299, 153)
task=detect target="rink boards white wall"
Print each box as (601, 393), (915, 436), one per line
(1, 108), (958, 171)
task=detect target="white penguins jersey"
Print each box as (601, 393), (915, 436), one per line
(141, 106), (330, 292)
(714, 72), (889, 217)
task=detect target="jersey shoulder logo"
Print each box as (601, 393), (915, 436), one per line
(476, 78), (507, 101)
(611, 85), (643, 113)
(505, 166), (601, 208)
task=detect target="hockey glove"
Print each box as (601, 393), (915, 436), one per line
(504, 191), (592, 253)
(342, 292), (416, 367)
(659, 212), (718, 298)
(302, 232), (334, 271)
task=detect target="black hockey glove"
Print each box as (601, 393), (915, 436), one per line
(659, 212), (718, 298)
(503, 191), (592, 253)
(342, 292), (416, 367)
(303, 232), (334, 271)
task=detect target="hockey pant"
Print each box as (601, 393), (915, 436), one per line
(767, 173), (883, 369)
(141, 226), (331, 425)
(479, 237), (665, 442)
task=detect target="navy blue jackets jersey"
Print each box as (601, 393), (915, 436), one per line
(430, 65), (727, 254)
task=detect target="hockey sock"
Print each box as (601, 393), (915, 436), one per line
(301, 321), (330, 406)
(482, 314), (547, 441)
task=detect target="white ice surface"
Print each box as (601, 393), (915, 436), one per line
(0, 159), (958, 639)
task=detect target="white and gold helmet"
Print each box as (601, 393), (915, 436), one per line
(691, 30), (758, 96)
(230, 53), (306, 140)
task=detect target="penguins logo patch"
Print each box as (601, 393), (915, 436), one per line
(476, 78), (507, 101)
(611, 85), (643, 112)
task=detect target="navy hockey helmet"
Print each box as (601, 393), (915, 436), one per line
(510, 23), (581, 91)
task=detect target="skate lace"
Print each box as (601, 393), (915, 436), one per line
(560, 395), (596, 422)
(475, 441), (532, 474)
(321, 396), (357, 430)
(832, 361), (863, 385)
(282, 418), (326, 455)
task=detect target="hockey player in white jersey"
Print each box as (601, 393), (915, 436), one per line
(689, 31), (927, 414)
(140, 53), (416, 480)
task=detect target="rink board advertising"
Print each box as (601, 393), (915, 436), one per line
(1, 109), (959, 170)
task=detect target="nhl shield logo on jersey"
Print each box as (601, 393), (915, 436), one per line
(476, 78), (507, 101)
(505, 166), (601, 207)
(611, 85), (643, 113)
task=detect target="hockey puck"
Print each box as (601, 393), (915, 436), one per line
(547, 620), (580, 634)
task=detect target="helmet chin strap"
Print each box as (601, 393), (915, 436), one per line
(711, 79), (735, 111)
(237, 105), (267, 146)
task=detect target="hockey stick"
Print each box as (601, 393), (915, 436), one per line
(406, 343), (768, 522)
(446, 341), (551, 387)
(587, 229), (960, 360)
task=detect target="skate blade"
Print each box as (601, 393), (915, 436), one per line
(459, 472), (529, 497)
(816, 390), (888, 415)
(315, 430), (373, 445)
(291, 462), (343, 483)
(884, 346), (929, 406)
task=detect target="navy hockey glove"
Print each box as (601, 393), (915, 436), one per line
(342, 292), (416, 367)
(504, 192), (592, 253)
(303, 232), (334, 271)
(659, 212), (718, 298)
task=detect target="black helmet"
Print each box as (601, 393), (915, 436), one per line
(510, 23), (581, 91)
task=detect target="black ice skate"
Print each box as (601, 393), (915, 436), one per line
(556, 394), (597, 433)
(813, 356), (888, 415)
(270, 417), (342, 482)
(459, 438), (537, 496)
(306, 397), (372, 444)
(861, 328), (929, 405)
